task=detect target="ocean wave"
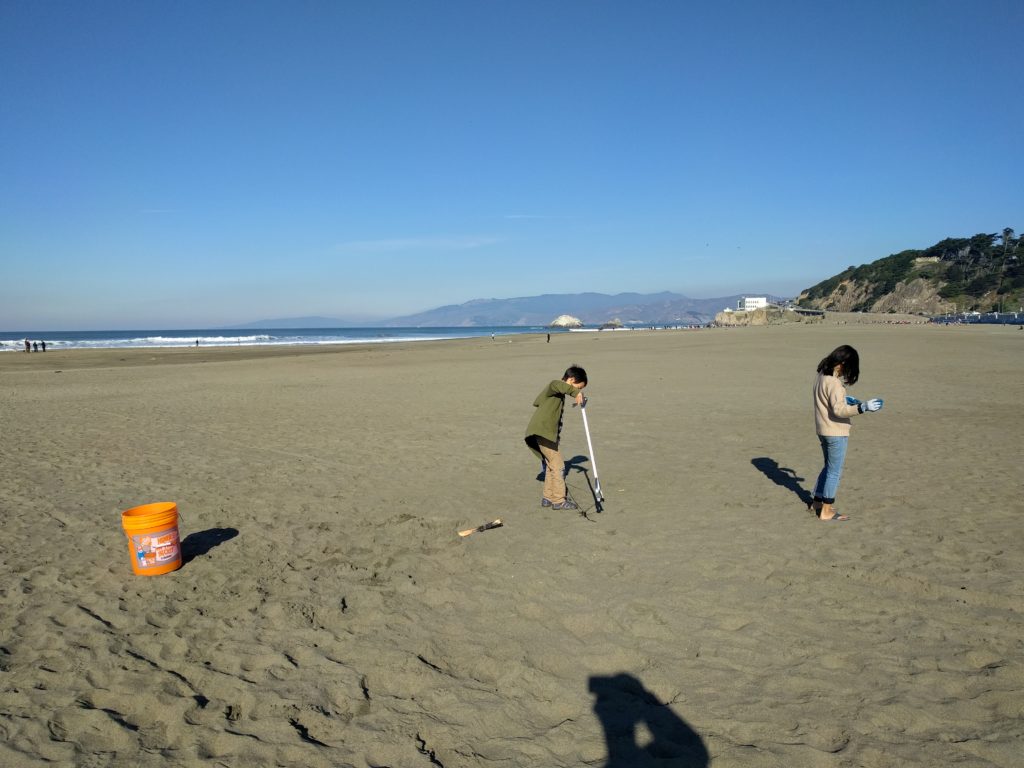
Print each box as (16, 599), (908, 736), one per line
(0, 327), (547, 350)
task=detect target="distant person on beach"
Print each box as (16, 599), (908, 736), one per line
(810, 345), (883, 521)
(32, 341), (38, 352)
(40, 340), (46, 351)
(24, 338), (30, 352)
(195, 339), (199, 347)
(525, 364), (587, 510)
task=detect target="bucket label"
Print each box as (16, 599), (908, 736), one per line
(130, 527), (180, 569)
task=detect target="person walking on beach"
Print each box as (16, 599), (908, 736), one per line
(810, 345), (883, 521)
(525, 364), (587, 510)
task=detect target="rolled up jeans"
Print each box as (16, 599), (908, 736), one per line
(813, 435), (848, 504)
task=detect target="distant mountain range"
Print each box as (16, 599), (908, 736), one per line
(234, 292), (778, 328)
(383, 292), (750, 326)
(233, 229), (1021, 329)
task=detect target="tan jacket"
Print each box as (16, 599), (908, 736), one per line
(813, 373), (860, 436)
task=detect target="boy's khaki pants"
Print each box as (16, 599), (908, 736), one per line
(536, 437), (566, 503)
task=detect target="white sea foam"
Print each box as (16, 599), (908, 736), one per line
(0, 327), (548, 350)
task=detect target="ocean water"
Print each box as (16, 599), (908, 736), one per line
(0, 326), (559, 351)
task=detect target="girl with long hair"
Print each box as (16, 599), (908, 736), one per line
(811, 345), (884, 521)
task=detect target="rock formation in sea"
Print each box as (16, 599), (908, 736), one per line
(548, 314), (584, 328)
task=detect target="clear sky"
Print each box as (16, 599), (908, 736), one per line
(2, 0), (1021, 330)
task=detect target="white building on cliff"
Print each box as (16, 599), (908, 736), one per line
(737, 296), (768, 311)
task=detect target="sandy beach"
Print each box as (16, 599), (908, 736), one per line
(1, 322), (1021, 767)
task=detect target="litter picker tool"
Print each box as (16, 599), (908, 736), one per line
(458, 518), (503, 537)
(579, 396), (604, 503)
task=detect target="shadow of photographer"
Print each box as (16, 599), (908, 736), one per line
(590, 673), (708, 767)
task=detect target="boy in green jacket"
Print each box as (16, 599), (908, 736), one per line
(525, 364), (588, 510)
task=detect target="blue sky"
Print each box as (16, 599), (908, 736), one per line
(2, 0), (1021, 330)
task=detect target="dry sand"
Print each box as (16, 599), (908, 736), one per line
(1, 323), (1021, 767)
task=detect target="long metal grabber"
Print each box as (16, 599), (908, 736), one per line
(579, 396), (604, 503)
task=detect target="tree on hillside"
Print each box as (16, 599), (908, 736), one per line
(800, 228), (1021, 311)
(996, 228), (1021, 306)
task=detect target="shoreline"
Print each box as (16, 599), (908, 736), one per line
(0, 333), (543, 371)
(2, 316), (1013, 373)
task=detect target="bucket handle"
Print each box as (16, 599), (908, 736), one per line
(122, 510), (183, 539)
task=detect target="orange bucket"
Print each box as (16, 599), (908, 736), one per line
(121, 502), (182, 576)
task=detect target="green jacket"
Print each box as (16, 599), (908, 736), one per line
(524, 380), (581, 459)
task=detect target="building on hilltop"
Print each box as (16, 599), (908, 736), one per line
(737, 296), (769, 311)
(721, 296), (791, 314)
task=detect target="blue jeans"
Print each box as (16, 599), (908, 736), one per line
(813, 435), (848, 504)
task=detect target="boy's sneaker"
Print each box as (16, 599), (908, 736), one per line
(552, 500), (578, 510)
(540, 499), (552, 507)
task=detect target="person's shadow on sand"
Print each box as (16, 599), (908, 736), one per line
(567, 455), (603, 512)
(751, 457), (812, 507)
(181, 527), (238, 565)
(535, 455), (591, 481)
(590, 673), (708, 767)
(565, 454), (590, 475)
(536, 455), (603, 512)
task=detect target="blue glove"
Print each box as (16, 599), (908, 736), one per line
(860, 398), (883, 413)
(845, 396), (861, 406)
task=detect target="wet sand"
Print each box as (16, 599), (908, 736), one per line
(1, 322), (1021, 766)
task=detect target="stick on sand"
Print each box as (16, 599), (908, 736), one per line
(458, 519), (503, 537)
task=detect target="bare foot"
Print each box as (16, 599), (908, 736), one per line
(818, 511), (849, 521)
(817, 503), (848, 521)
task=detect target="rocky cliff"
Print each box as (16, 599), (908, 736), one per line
(713, 307), (811, 326)
(548, 315), (583, 328)
(798, 276), (954, 315)
(797, 230), (1020, 315)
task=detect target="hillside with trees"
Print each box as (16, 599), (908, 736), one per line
(797, 229), (1022, 314)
